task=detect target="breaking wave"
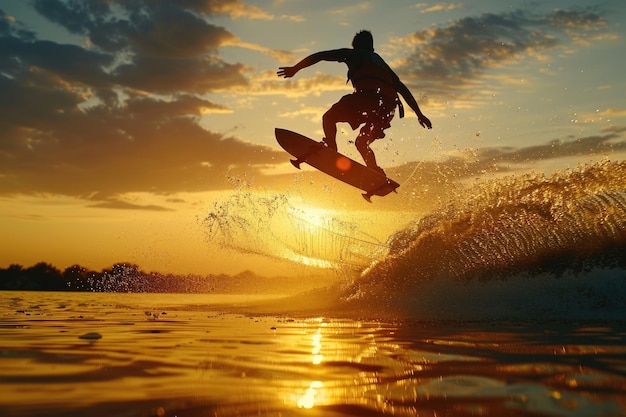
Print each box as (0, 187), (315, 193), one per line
(341, 160), (626, 320)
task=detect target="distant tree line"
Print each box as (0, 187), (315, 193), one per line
(0, 262), (204, 292)
(0, 262), (326, 294)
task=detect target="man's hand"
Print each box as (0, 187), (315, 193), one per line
(418, 114), (432, 129)
(277, 66), (297, 78)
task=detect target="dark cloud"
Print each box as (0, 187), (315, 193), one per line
(400, 8), (607, 94)
(32, 0), (239, 57)
(28, 0), (248, 92)
(0, 83), (280, 197)
(0, 36), (113, 86)
(124, 4), (236, 57)
(476, 129), (626, 166)
(413, 129), (626, 182)
(0, 1), (280, 200)
(87, 199), (173, 211)
(0, 8), (35, 40)
(113, 56), (248, 94)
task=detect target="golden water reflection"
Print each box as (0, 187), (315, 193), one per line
(1, 292), (625, 417)
(297, 380), (324, 409)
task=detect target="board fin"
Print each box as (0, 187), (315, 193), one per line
(291, 142), (325, 169)
(290, 158), (302, 169)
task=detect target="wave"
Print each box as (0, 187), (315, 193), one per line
(339, 160), (626, 320)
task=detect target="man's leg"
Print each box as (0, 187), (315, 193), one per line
(355, 132), (381, 172)
(322, 101), (347, 151)
(322, 108), (338, 151)
(322, 94), (360, 151)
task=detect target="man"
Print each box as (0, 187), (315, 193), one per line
(277, 30), (432, 174)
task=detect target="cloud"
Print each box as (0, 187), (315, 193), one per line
(114, 56), (250, 94)
(31, 0), (273, 50)
(395, 8), (608, 95)
(87, 199), (173, 211)
(444, 129), (626, 176)
(328, 3), (372, 16)
(480, 132), (626, 166)
(0, 1), (284, 200)
(414, 3), (465, 14)
(227, 39), (295, 62)
(189, 0), (274, 20)
(1, 9), (35, 40)
(253, 69), (348, 98)
(0, 85), (282, 197)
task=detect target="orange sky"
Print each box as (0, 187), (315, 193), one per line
(1, 1), (625, 276)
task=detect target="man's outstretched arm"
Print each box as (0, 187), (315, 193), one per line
(277, 49), (352, 78)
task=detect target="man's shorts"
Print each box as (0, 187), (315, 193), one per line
(328, 90), (396, 139)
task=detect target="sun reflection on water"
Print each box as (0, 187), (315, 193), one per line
(311, 328), (323, 364)
(296, 321), (328, 409)
(297, 380), (324, 409)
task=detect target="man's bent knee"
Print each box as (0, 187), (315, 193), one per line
(355, 135), (374, 152)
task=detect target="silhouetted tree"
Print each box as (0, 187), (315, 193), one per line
(0, 264), (26, 290)
(26, 262), (65, 290)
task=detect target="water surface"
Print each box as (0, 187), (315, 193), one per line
(1, 291), (625, 417)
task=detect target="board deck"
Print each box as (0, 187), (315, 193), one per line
(275, 128), (399, 201)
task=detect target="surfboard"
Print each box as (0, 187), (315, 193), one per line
(275, 128), (399, 202)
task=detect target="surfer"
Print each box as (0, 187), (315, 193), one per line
(277, 30), (432, 174)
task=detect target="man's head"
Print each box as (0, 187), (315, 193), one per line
(352, 30), (374, 51)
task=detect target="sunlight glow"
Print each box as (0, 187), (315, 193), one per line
(277, 205), (347, 268)
(280, 250), (337, 269)
(290, 204), (337, 229)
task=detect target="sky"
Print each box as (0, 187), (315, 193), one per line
(1, 0), (625, 276)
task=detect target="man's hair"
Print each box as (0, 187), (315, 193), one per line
(352, 30), (374, 51)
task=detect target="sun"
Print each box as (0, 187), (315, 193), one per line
(272, 204), (346, 269)
(290, 204), (336, 229)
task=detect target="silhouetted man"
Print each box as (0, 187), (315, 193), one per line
(278, 30), (431, 174)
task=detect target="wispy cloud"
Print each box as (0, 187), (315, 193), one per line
(328, 2), (372, 16)
(254, 71), (347, 97)
(395, 8), (609, 96)
(414, 3), (465, 14)
(87, 199), (173, 211)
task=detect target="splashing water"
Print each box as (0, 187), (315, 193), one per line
(202, 189), (387, 271)
(343, 160), (626, 319)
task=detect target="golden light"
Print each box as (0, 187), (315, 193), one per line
(275, 205), (346, 269)
(280, 250), (338, 269)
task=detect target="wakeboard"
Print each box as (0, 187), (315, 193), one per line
(275, 128), (399, 202)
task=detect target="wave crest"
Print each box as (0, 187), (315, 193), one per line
(344, 161), (626, 319)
